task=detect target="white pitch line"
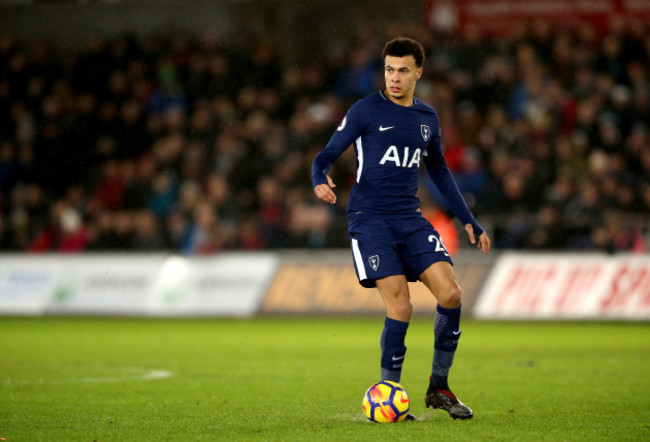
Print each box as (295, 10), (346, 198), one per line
(1, 367), (172, 385)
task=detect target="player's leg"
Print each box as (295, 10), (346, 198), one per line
(419, 262), (462, 390)
(375, 275), (411, 383)
(419, 261), (473, 419)
(376, 274), (412, 321)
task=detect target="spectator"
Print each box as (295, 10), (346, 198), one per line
(0, 22), (647, 254)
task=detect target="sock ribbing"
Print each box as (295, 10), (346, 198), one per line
(380, 317), (409, 383)
(431, 304), (462, 388)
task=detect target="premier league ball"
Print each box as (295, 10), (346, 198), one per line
(362, 380), (410, 423)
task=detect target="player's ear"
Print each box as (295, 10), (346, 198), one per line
(417, 67), (423, 79)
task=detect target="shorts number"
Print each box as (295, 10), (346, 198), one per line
(428, 234), (449, 256)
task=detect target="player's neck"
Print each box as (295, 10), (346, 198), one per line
(384, 89), (414, 107)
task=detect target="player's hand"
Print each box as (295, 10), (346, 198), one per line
(314, 175), (337, 204)
(465, 223), (491, 255)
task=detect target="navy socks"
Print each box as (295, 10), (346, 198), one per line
(378, 306), (461, 388)
(431, 304), (461, 389)
(380, 317), (409, 383)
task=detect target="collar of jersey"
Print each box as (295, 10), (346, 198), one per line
(379, 90), (416, 106)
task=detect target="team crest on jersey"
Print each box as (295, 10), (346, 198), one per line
(421, 125), (431, 142)
(368, 255), (380, 271)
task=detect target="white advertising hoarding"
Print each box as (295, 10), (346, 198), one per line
(0, 253), (278, 317)
(149, 253), (278, 316)
(474, 253), (650, 319)
(0, 255), (60, 315)
(46, 254), (167, 315)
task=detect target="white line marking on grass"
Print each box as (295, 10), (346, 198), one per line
(2, 367), (172, 385)
(61, 368), (172, 384)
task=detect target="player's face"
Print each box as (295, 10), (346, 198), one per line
(384, 55), (422, 106)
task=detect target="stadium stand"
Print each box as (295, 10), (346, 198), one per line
(0, 20), (648, 253)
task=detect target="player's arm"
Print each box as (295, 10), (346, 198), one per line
(423, 132), (491, 254)
(311, 105), (364, 204)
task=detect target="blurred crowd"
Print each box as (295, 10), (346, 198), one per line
(0, 19), (648, 254)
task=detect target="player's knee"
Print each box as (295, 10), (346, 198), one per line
(397, 299), (413, 319)
(389, 298), (412, 321)
(438, 282), (461, 308)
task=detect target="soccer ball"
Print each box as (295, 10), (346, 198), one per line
(362, 380), (410, 423)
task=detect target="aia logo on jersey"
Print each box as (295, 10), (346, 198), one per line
(421, 125), (431, 142)
(380, 145), (422, 168)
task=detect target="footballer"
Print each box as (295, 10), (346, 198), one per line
(312, 37), (490, 420)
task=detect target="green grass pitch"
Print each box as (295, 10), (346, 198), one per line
(1, 317), (649, 441)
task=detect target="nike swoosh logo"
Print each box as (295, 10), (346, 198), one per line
(379, 125), (395, 131)
(452, 330), (461, 336)
(392, 355), (405, 361)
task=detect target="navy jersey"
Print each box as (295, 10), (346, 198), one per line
(312, 91), (483, 234)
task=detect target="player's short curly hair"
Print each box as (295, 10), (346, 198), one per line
(382, 37), (425, 68)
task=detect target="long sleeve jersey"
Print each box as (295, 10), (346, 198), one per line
(312, 90), (483, 235)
